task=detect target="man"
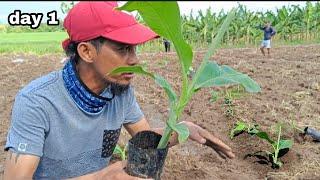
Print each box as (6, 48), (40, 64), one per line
(258, 21), (276, 57)
(4, 2), (235, 179)
(163, 38), (171, 52)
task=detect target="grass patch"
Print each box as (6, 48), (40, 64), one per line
(0, 32), (67, 43)
(0, 32), (67, 55)
(0, 41), (63, 54)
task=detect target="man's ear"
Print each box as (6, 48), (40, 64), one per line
(77, 42), (97, 63)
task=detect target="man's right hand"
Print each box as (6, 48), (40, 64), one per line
(68, 161), (150, 180)
(67, 160), (153, 180)
(97, 160), (153, 180)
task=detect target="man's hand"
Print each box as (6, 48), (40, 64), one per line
(99, 161), (153, 180)
(68, 160), (153, 180)
(179, 121), (235, 159)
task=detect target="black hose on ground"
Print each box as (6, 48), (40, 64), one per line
(304, 127), (320, 142)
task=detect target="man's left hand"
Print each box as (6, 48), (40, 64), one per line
(179, 121), (235, 159)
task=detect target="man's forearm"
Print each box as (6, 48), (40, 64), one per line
(4, 151), (39, 180)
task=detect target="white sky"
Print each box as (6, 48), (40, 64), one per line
(0, 1), (315, 24)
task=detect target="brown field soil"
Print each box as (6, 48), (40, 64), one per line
(1, 44), (320, 179)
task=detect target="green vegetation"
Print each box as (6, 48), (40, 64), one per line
(2, 23), (64, 33)
(182, 2), (320, 45)
(231, 121), (293, 168)
(111, 2), (261, 149)
(0, 32), (66, 42)
(0, 32), (67, 54)
(230, 121), (260, 139)
(113, 144), (127, 160)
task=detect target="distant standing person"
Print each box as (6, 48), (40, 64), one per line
(163, 38), (171, 52)
(257, 21), (276, 57)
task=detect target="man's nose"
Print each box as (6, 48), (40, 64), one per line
(127, 52), (138, 66)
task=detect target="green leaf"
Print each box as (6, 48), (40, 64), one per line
(165, 121), (189, 144)
(212, 74), (260, 93)
(194, 62), (261, 93)
(213, 65), (261, 93)
(230, 121), (247, 139)
(255, 131), (274, 144)
(109, 66), (154, 78)
(117, 1), (193, 74)
(194, 61), (221, 88)
(278, 139), (293, 150)
(113, 144), (123, 155)
(175, 123), (190, 143)
(191, 8), (236, 89)
(248, 124), (260, 135)
(154, 75), (177, 107)
(110, 66), (177, 107)
(190, 8), (260, 94)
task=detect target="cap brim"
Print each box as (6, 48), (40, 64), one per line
(101, 23), (159, 45)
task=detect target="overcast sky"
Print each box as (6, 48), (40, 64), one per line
(0, 1), (314, 24)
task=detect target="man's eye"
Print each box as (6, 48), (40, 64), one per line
(117, 47), (125, 51)
(118, 46), (130, 52)
(118, 46), (135, 53)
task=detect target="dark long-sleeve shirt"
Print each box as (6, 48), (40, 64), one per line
(257, 26), (276, 40)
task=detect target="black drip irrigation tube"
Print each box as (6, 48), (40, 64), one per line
(304, 127), (320, 142)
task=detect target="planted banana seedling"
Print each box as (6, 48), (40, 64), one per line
(231, 121), (293, 168)
(229, 121), (260, 139)
(111, 1), (261, 179)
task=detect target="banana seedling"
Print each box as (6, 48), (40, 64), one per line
(111, 2), (261, 150)
(231, 121), (293, 168)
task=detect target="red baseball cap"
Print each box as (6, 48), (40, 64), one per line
(62, 1), (159, 50)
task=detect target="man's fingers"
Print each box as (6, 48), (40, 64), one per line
(191, 130), (207, 144)
(110, 161), (154, 180)
(120, 161), (154, 180)
(111, 160), (127, 169)
(183, 122), (235, 159)
(117, 171), (153, 180)
(197, 127), (236, 159)
(226, 150), (236, 159)
(120, 160), (128, 169)
(198, 127), (232, 152)
(204, 139), (235, 159)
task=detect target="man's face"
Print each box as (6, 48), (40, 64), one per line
(265, 22), (270, 27)
(92, 40), (138, 87)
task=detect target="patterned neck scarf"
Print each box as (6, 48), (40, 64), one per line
(62, 59), (114, 114)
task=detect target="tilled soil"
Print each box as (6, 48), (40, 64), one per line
(1, 44), (320, 179)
